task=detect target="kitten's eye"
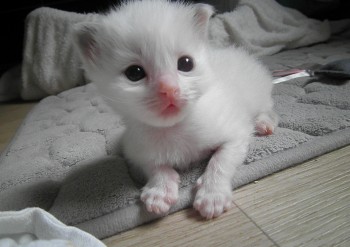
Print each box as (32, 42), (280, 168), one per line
(124, 65), (146, 82)
(178, 56), (194, 72)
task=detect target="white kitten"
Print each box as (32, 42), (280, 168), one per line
(72, 0), (278, 219)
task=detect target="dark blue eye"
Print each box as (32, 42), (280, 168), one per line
(124, 65), (146, 81)
(178, 56), (194, 72)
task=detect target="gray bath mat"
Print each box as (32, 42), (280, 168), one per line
(1, 36), (350, 239)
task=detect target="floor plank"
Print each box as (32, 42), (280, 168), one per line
(103, 206), (277, 247)
(0, 102), (36, 152)
(234, 145), (350, 247)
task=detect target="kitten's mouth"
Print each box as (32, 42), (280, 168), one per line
(160, 103), (180, 117)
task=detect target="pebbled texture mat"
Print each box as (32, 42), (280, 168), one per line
(1, 36), (350, 239)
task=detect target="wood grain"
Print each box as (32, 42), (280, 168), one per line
(234, 145), (350, 247)
(0, 102), (36, 152)
(103, 206), (276, 247)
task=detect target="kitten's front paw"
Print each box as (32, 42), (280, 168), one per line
(193, 178), (233, 219)
(141, 180), (179, 215)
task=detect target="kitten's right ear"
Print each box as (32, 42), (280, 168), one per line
(72, 22), (101, 64)
(193, 3), (215, 39)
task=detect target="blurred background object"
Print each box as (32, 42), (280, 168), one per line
(1, 0), (349, 77)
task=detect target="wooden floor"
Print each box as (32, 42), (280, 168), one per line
(1, 102), (350, 247)
(0, 101), (37, 151)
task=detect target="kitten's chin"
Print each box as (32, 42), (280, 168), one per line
(151, 115), (186, 127)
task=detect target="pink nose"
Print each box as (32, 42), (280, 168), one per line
(158, 82), (180, 100)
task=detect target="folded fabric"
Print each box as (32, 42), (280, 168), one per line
(0, 207), (106, 247)
(209, 0), (331, 56)
(20, 7), (99, 100)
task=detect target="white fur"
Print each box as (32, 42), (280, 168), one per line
(72, 0), (277, 219)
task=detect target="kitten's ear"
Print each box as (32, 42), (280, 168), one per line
(72, 22), (102, 64)
(193, 3), (215, 39)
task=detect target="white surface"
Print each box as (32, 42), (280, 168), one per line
(0, 208), (106, 247)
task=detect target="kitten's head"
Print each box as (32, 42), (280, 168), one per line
(72, 0), (214, 127)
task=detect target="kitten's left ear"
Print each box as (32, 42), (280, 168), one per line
(193, 3), (215, 39)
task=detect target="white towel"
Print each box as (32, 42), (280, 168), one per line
(0, 208), (106, 247)
(209, 0), (331, 56)
(21, 7), (99, 100)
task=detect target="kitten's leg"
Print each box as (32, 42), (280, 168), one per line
(194, 140), (249, 219)
(141, 165), (180, 214)
(255, 110), (278, 136)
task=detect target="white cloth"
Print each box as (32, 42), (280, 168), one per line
(0, 208), (106, 247)
(20, 7), (99, 100)
(209, 0), (331, 56)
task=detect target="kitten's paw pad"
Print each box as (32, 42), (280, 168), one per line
(255, 121), (275, 136)
(193, 186), (233, 219)
(255, 111), (278, 136)
(141, 182), (178, 214)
